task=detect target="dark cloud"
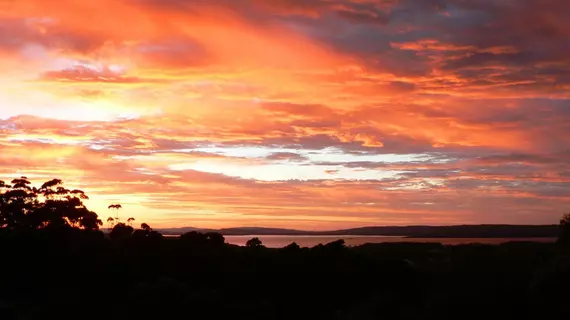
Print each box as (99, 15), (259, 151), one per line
(475, 153), (570, 165)
(259, 0), (570, 89)
(134, 0), (392, 25)
(334, 5), (390, 25)
(0, 17), (107, 54)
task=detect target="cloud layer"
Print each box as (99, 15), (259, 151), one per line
(1, 0), (569, 229)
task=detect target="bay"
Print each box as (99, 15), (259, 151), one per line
(222, 235), (556, 248)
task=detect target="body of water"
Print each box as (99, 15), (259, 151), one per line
(220, 235), (555, 248)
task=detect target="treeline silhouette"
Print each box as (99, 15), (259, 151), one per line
(1, 178), (570, 320)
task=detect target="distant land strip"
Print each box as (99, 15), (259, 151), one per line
(149, 225), (559, 238)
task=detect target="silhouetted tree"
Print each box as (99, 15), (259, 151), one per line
(79, 211), (103, 231)
(34, 180), (99, 229)
(108, 204), (122, 222)
(0, 177), (37, 228)
(0, 177), (101, 230)
(110, 223), (134, 241)
(205, 232), (225, 246)
(246, 237), (264, 248)
(325, 239), (346, 250)
(284, 242), (301, 251)
(179, 231), (225, 248)
(132, 222), (164, 243)
(558, 213), (570, 246)
(180, 231), (207, 247)
(107, 217), (115, 228)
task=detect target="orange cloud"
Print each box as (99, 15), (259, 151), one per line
(1, 0), (570, 229)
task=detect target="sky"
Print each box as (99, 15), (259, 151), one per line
(0, 0), (569, 230)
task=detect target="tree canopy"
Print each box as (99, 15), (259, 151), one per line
(0, 177), (102, 231)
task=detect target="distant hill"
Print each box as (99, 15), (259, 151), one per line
(319, 225), (559, 238)
(156, 227), (215, 235)
(156, 227), (307, 235)
(155, 224), (559, 238)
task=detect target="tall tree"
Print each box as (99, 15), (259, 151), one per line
(108, 204), (122, 223)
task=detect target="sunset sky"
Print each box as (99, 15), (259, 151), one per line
(1, 0), (569, 229)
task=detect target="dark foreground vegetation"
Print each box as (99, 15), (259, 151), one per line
(2, 178), (570, 320)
